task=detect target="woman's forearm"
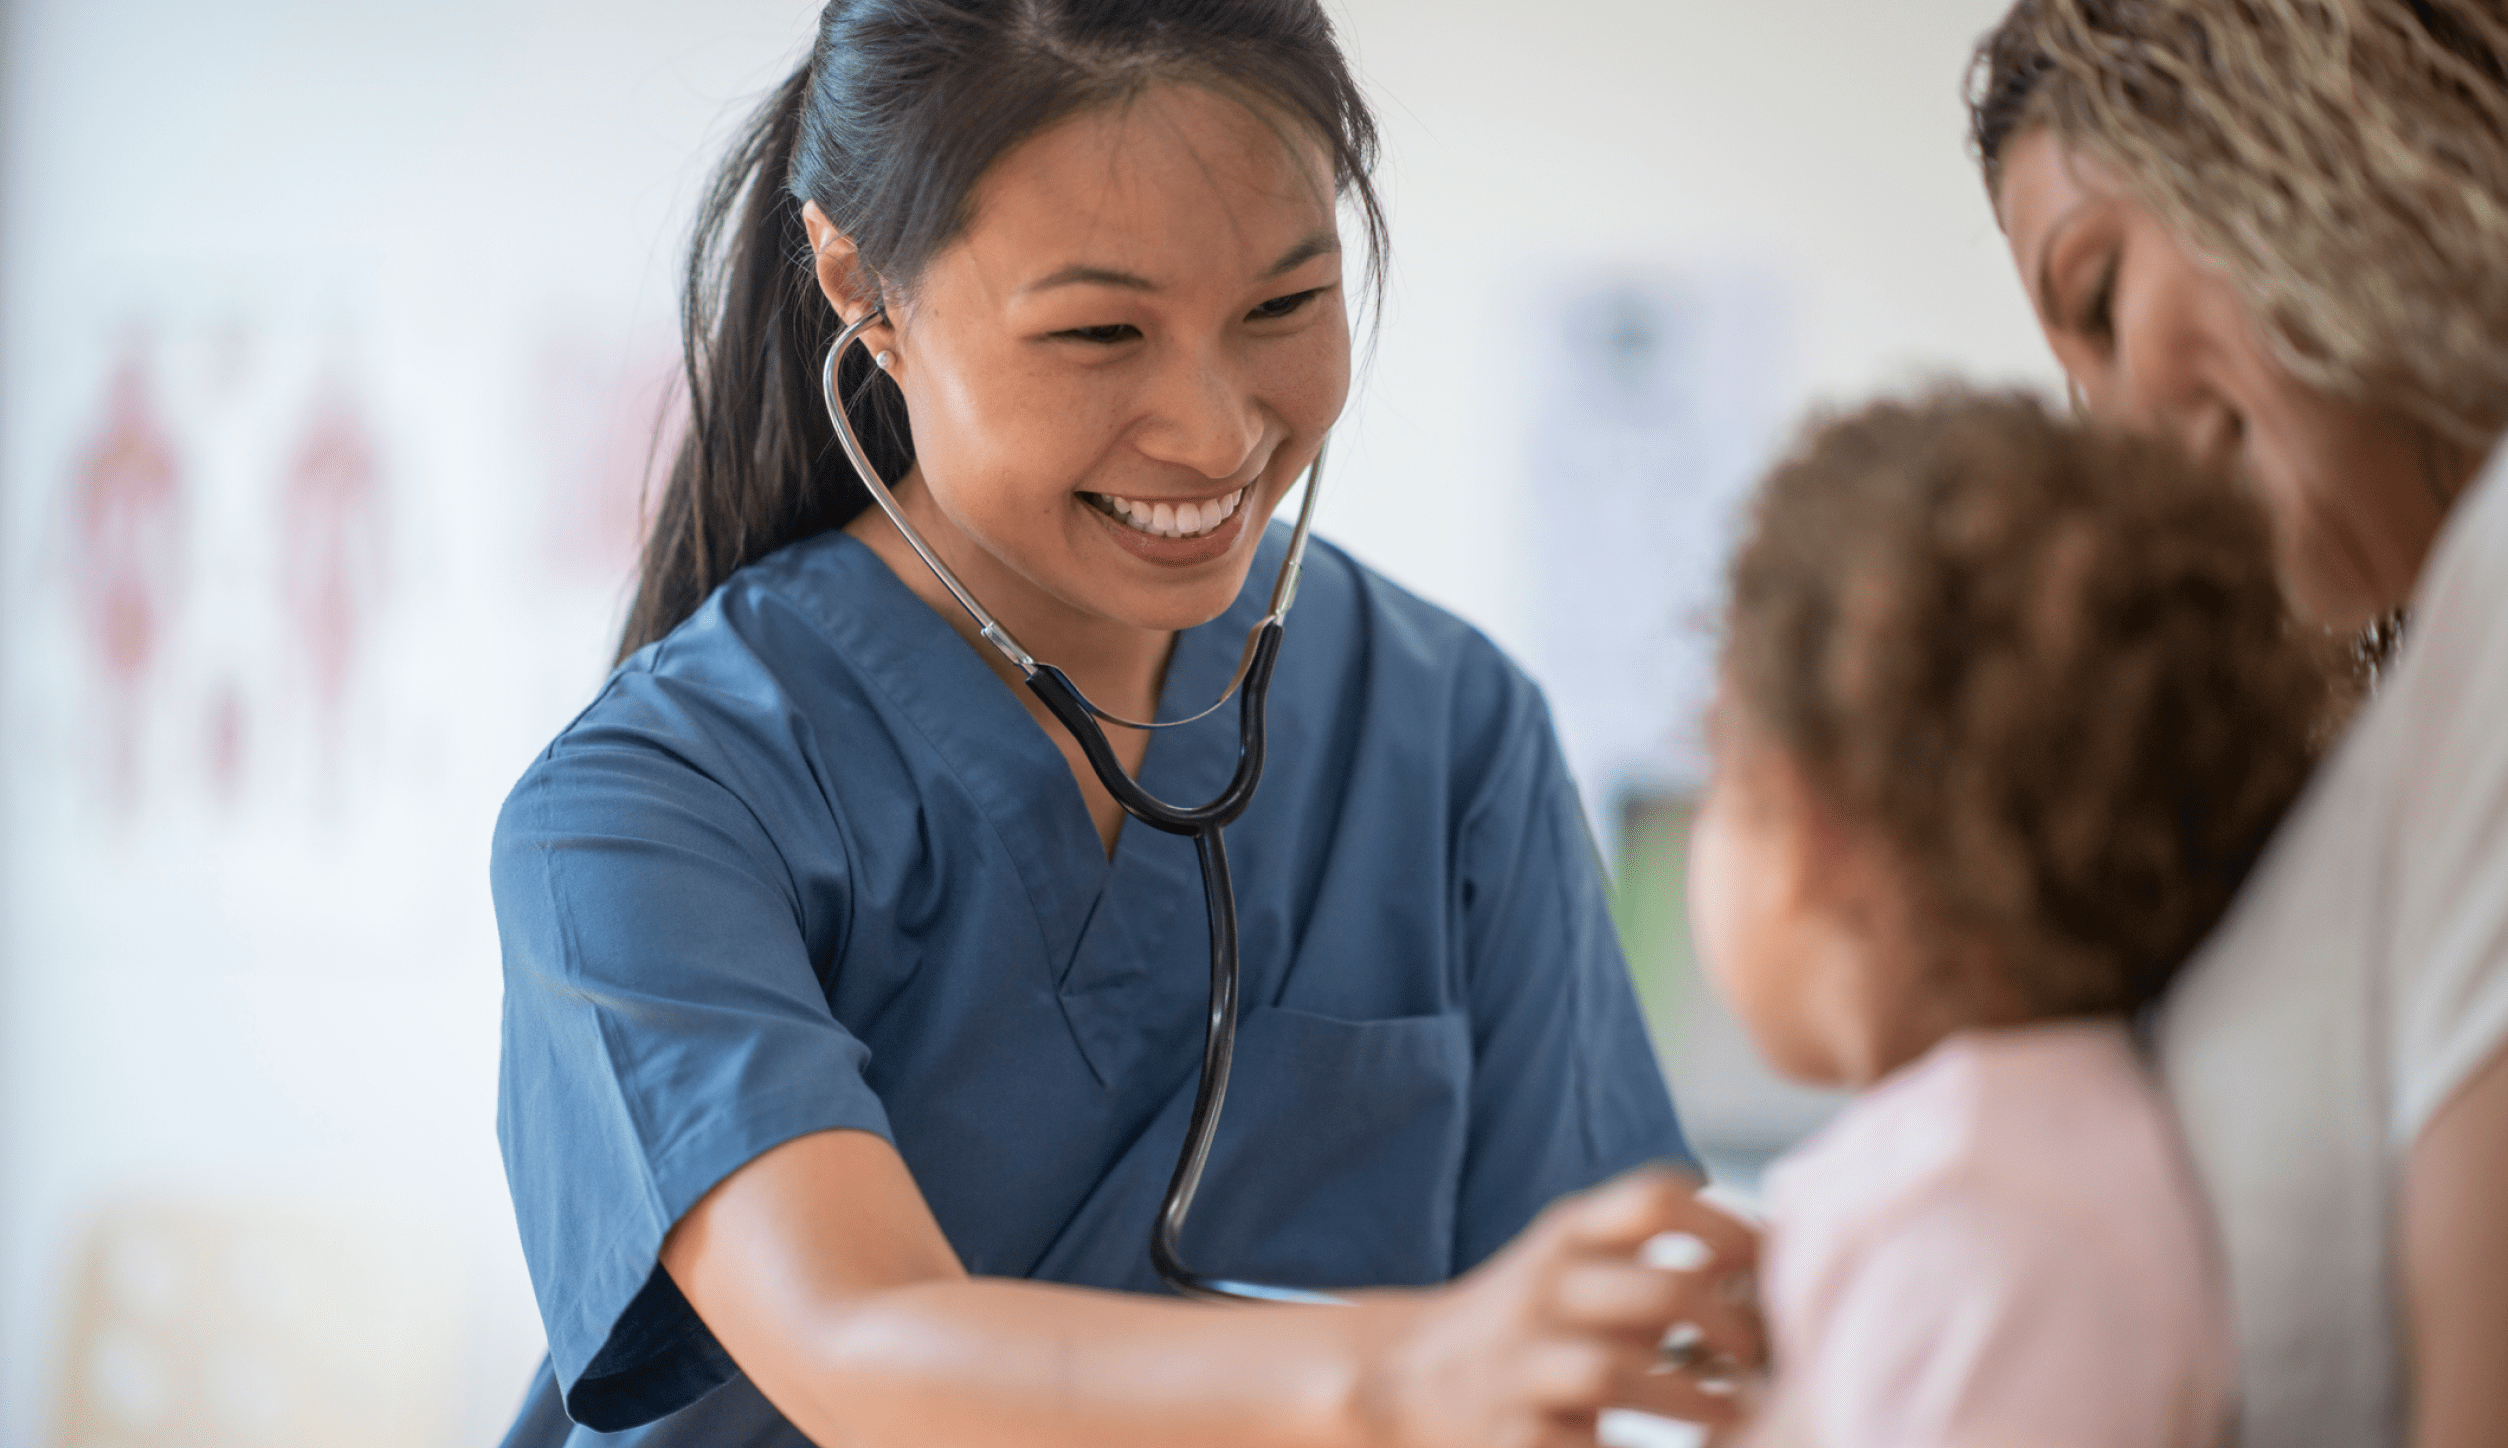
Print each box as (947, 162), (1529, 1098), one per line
(783, 1277), (1392, 1448)
(663, 1129), (1758, 1448)
(664, 1130), (1393, 1447)
(2405, 1044), (2508, 1448)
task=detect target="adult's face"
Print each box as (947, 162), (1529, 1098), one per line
(1995, 129), (2462, 630)
(807, 82), (1351, 640)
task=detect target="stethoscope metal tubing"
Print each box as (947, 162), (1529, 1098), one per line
(819, 307), (1342, 1307)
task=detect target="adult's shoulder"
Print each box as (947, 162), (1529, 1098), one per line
(1285, 537), (1552, 766)
(541, 531), (897, 744)
(2165, 449), (2508, 1139)
(1773, 1026), (2172, 1238)
(2146, 446), (2508, 1447)
(498, 529), (883, 845)
(601, 531), (873, 704)
(2380, 452), (2508, 1137)
(1764, 1034), (2233, 1448)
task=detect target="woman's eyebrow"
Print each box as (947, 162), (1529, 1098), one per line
(1017, 231), (1342, 297)
(1022, 264), (1156, 296)
(1265, 230), (1340, 276)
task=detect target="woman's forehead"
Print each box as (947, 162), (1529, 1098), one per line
(1996, 132), (2101, 246)
(948, 84), (1342, 300)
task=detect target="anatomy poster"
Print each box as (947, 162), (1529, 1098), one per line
(38, 327), (400, 822)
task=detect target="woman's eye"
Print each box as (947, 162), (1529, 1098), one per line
(1247, 289), (1321, 322)
(1055, 323), (1142, 345)
(2077, 254), (2121, 340)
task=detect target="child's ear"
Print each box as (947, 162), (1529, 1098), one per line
(1782, 769), (1895, 934)
(1737, 743), (1833, 923)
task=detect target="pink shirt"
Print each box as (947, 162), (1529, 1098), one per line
(1753, 1021), (2235, 1448)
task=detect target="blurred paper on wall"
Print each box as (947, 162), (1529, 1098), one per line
(1518, 268), (1789, 851)
(43, 322), (398, 823)
(1515, 268), (1844, 1178)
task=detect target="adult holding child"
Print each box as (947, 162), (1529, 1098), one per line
(1969, 2), (2508, 1444)
(489, 3), (1758, 1447)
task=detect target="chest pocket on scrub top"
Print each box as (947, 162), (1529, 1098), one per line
(1176, 1004), (1472, 1290)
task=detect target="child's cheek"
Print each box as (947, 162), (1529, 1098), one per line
(1688, 786), (1763, 1025)
(1689, 780), (1826, 1085)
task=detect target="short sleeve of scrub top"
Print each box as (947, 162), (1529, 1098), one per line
(492, 523), (1691, 1441)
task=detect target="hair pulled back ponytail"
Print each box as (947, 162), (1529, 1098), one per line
(617, 0), (1387, 662)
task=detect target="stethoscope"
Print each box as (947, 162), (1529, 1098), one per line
(821, 308), (1340, 1306)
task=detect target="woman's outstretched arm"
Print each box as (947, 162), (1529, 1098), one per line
(660, 1130), (1761, 1448)
(2406, 1044), (2508, 1448)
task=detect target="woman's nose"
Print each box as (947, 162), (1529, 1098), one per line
(1136, 347), (1264, 480)
(2176, 400), (2246, 473)
(2106, 294), (2247, 471)
(2088, 375), (2245, 474)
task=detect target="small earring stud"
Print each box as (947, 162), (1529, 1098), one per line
(874, 350), (894, 371)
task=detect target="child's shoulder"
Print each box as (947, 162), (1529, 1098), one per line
(1760, 1022), (2235, 1446)
(1774, 1020), (2194, 1245)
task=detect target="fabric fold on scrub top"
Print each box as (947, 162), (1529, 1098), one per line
(492, 522), (1690, 1444)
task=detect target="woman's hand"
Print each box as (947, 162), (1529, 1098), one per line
(1355, 1166), (1764, 1448)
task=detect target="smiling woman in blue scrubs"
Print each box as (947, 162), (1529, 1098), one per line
(491, 4), (1759, 1445)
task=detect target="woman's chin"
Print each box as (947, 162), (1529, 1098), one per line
(2281, 542), (2404, 634)
(1065, 499), (1277, 631)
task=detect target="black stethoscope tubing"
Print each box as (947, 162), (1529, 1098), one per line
(819, 309), (1340, 1306)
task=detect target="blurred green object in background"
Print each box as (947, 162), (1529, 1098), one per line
(1611, 790), (1702, 1073)
(1610, 789), (1844, 1196)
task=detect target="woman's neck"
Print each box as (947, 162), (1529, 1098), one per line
(845, 472), (1168, 855)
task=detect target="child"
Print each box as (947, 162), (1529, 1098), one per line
(1691, 390), (2340, 1446)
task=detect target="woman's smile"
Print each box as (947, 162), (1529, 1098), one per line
(1081, 486), (1248, 540)
(1079, 483), (1257, 565)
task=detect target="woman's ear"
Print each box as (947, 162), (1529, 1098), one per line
(800, 201), (899, 350)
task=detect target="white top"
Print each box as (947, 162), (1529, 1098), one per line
(1754, 1022), (2235, 1448)
(2157, 453), (2508, 1446)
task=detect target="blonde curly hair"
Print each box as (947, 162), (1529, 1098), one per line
(1969, 0), (2508, 447)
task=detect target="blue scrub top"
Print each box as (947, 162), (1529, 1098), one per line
(493, 523), (1690, 1444)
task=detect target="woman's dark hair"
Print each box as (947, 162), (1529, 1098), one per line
(616, 0), (1387, 660)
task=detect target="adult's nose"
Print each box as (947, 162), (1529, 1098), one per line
(2174, 399), (2247, 474)
(1135, 344), (1265, 481)
(2088, 351), (2243, 474)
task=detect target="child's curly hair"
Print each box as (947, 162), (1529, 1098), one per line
(1722, 389), (2344, 1016)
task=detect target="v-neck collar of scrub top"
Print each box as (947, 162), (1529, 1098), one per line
(789, 528), (1272, 1064)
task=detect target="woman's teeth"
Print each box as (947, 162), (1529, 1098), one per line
(1086, 488), (1246, 540)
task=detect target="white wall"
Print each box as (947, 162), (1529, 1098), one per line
(0, 3), (2054, 1445)
(1326, 0), (2058, 649)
